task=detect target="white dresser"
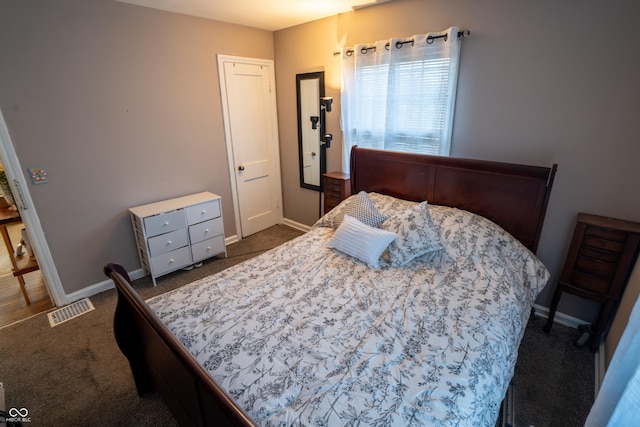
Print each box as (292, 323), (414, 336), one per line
(129, 192), (226, 285)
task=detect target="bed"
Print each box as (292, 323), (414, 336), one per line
(105, 147), (557, 426)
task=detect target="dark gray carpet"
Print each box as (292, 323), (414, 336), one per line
(513, 315), (595, 426)
(0, 224), (594, 426)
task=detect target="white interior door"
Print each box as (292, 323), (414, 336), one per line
(218, 56), (282, 238)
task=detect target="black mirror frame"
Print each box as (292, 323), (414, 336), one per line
(296, 71), (326, 191)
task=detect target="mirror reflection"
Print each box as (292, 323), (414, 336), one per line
(297, 72), (325, 190)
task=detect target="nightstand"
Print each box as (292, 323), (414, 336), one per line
(544, 213), (640, 352)
(323, 172), (351, 214)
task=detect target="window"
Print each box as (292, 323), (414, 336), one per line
(340, 27), (463, 171)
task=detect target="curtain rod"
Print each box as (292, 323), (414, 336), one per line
(333, 29), (470, 56)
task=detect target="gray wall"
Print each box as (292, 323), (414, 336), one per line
(0, 0), (274, 293)
(274, 0), (640, 321)
(1, 0), (638, 323)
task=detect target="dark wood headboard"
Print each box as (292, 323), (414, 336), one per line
(350, 147), (557, 253)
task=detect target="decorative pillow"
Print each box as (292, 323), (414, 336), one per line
(381, 201), (443, 266)
(368, 192), (418, 218)
(327, 214), (397, 268)
(315, 191), (387, 229)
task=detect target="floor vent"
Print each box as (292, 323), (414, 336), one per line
(47, 298), (95, 327)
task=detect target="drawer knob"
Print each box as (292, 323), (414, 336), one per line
(206, 246), (211, 251)
(204, 229), (209, 233)
(201, 210), (206, 214)
(167, 240), (172, 245)
(169, 258), (175, 263)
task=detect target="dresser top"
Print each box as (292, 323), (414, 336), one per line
(578, 212), (640, 234)
(129, 192), (221, 217)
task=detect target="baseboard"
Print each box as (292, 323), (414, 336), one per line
(225, 234), (240, 245)
(65, 226), (299, 305)
(594, 337), (606, 398)
(282, 218), (312, 232)
(532, 303), (587, 329)
(64, 267), (147, 304)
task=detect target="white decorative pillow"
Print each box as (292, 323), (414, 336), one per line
(327, 214), (397, 268)
(381, 201), (443, 266)
(315, 191), (387, 229)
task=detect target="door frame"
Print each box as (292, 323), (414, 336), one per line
(217, 55), (283, 238)
(0, 109), (66, 307)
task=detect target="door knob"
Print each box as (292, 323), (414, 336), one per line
(238, 165), (245, 171)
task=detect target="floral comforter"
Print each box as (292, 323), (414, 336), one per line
(147, 194), (549, 426)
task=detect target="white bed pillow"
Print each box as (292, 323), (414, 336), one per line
(315, 191), (387, 229)
(381, 201), (443, 266)
(327, 214), (396, 268)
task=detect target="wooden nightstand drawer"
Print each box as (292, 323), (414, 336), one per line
(583, 235), (625, 252)
(584, 226), (626, 242)
(580, 246), (620, 263)
(575, 256), (617, 278)
(323, 172), (351, 214)
(571, 270), (612, 294)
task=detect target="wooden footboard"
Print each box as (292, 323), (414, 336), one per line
(104, 263), (255, 427)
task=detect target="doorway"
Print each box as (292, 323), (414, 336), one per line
(0, 109), (65, 328)
(0, 200), (52, 328)
(217, 55), (283, 238)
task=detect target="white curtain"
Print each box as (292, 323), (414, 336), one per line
(340, 27), (462, 172)
(585, 293), (640, 426)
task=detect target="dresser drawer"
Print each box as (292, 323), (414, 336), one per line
(144, 210), (186, 237)
(325, 198), (340, 212)
(583, 235), (625, 252)
(324, 179), (342, 192)
(186, 200), (221, 225)
(191, 235), (225, 262)
(189, 218), (224, 244)
(148, 228), (189, 257)
(575, 256), (617, 278)
(150, 246), (191, 276)
(579, 246), (620, 263)
(571, 270), (612, 294)
(585, 226), (627, 242)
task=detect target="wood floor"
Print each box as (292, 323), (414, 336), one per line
(0, 222), (52, 329)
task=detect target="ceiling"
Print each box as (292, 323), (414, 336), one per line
(116, 0), (388, 31)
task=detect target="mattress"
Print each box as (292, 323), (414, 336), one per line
(147, 193), (549, 426)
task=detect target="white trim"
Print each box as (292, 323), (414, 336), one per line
(532, 303), (586, 329)
(225, 234), (240, 246)
(0, 109), (67, 307)
(65, 267), (147, 302)
(282, 218), (312, 233)
(594, 337), (606, 398)
(216, 55), (283, 238)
